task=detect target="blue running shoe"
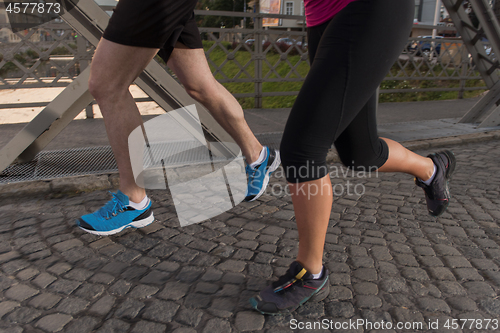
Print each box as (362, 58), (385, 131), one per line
(77, 191), (154, 236)
(245, 147), (281, 202)
(250, 261), (330, 315)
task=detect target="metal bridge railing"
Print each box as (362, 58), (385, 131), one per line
(0, 10), (491, 115)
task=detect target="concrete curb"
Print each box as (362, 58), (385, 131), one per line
(2, 129), (500, 198)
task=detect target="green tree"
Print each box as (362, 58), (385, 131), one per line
(196, 0), (251, 28)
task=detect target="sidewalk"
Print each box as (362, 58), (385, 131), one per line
(0, 139), (500, 332)
(0, 93), (487, 150)
(1, 96), (500, 332)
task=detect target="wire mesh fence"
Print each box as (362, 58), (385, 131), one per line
(0, 9), (492, 113)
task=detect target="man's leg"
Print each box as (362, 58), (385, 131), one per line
(88, 38), (159, 203)
(167, 43), (263, 164)
(76, 39), (158, 235)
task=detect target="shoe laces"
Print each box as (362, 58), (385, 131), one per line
(272, 268), (305, 294)
(246, 164), (257, 179)
(97, 192), (127, 220)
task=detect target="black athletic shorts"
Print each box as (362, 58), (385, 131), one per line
(102, 0), (203, 61)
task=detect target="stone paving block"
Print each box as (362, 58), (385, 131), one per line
(414, 246), (436, 256)
(0, 251), (21, 264)
(351, 257), (374, 268)
(401, 267), (430, 282)
(380, 277), (408, 293)
(218, 259), (247, 272)
(202, 318), (232, 333)
(418, 256), (444, 267)
(325, 301), (355, 318)
(209, 297), (237, 317)
(330, 273), (351, 285)
(0, 301), (19, 318)
(326, 262), (350, 273)
(454, 268), (484, 282)
(349, 246), (367, 256)
(417, 297), (451, 313)
(172, 328), (197, 333)
(222, 272), (245, 284)
(175, 308), (204, 327)
(475, 238), (500, 249)
(89, 273), (115, 285)
(434, 244), (462, 256)
(389, 243), (412, 254)
(463, 281), (496, 297)
(446, 296), (478, 311)
(56, 297), (89, 315)
(478, 297), (500, 316)
(35, 313), (73, 332)
(139, 270), (171, 285)
(5, 284), (39, 301)
(109, 279), (132, 296)
(377, 262), (399, 276)
(63, 268), (93, 282)
(329, 286), (353, 300)
(131, 321), (167, 333)
(353, 268), (378, 281)
(471, 258), (499, 271)
(394, 254), (419, 267)
(235, 311), (265, 331)
(89, 295), (115, 316)
(408, 281), (441, 297)
(427, 267), (456, 281)
(74, 283), (105, 301)
(483, 270), (500, 285)
(353, 282), (378, 295)
(95, 318), (130, 333)
(100, 261), (129, 275)
(5, 307), (43, 324)
(52, 239), (84, 252)
(114, 299), (145, 319)
(2, 259), (30, 275)
(128, 284), (159, 299)
(63, 316), (100, 333)
(442, 256), (472, 268)
(49, 279), (82, 296)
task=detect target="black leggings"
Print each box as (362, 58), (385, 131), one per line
(280, 0), (414, 183)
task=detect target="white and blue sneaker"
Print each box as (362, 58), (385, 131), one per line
(77, 190), (154, 236)
(245, 147), (281, 202)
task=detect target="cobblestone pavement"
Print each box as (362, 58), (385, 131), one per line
(1, 140), (500, 333)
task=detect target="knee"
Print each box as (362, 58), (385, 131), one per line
(184, 78), (217, 103)
(88, 70), (126, 102)
(337, 150), (382, 171)
(88, 74), (110, 101)
(280, 140), (329, 182)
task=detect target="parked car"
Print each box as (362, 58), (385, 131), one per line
(408, 36), (443, 57)
(244, 39), (255, 46)
(275, 37), (308, 51)
(470, 37), (494, 67)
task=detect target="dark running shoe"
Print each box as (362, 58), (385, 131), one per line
(415, 150), (456, 217)
(249, 261), (330, 315)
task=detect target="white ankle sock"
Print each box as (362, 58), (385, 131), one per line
(249, 147), (267, 168)
(312, 266), (323, 279)
(420, 164), (437, 185)
(129, 196), (149, 210)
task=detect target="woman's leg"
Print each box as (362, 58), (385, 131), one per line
(251, 0), (415, 315)
(291, 176), (333, 275)
(378, 138), (434, 180)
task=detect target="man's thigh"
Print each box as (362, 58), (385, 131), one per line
(90, 38), (159, 87)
